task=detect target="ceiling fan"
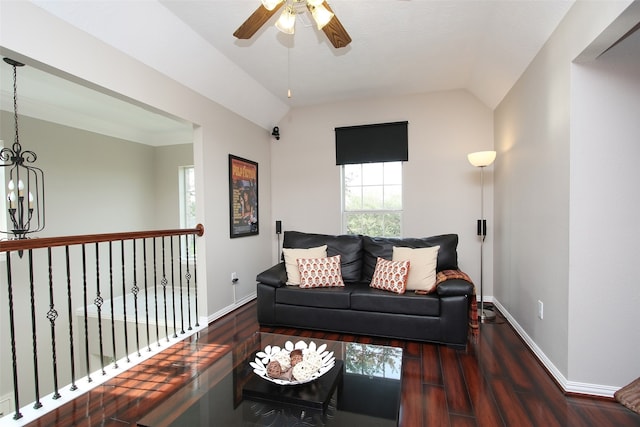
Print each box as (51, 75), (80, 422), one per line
(233, 0), (352, 49)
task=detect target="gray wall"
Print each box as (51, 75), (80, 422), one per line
(0, 111), (193, 405)
(1, 112), (193, 235)
(493, 0), (637, 392)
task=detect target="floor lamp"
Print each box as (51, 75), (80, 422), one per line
(467, 151), (496, 322)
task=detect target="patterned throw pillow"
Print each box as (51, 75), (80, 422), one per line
(297, 255), (345, 288)
(369, 257), (410, 294)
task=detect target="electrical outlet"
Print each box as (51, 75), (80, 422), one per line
(231, 272), (238, 284)
(538, 300), (544, 319)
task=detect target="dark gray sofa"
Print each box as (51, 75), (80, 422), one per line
(256, 231), (474, 348)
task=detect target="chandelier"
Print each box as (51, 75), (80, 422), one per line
(264, 0), (334, 34)
(1, 58), (45, 240)
(234, 0), (351, 49)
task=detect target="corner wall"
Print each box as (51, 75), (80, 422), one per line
(493, 0), (634, 391)
(1, 1), (273, 325)
(569, 34), (640, 387)
(273, 90), (494, 291)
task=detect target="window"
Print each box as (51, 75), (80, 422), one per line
(179, 166), (196, 261)
(342, 161), (402, 237)
(179, 166), (196, 229)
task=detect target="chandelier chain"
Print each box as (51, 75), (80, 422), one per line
(11, 63), (20, 151)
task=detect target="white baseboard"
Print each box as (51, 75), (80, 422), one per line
(206, 292), (256, 324)
(492, 299), (618, 398)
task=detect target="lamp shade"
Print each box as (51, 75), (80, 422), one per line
(275, 6), (296, 34)
(310, 4), (334, 29)
(467, 151), (496, 167)
(261, 0), (283, 11)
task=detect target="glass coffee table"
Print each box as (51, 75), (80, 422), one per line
(137, 332), (403, 426)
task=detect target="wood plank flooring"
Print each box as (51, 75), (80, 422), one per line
(24, 300), (640, 426)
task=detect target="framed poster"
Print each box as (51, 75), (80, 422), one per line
(229, 155), (259, 238)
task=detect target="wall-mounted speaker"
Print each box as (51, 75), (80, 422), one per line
(275, 220), (282, 234)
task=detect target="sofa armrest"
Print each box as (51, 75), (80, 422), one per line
(436, 279), (473, 297)
(256, 262), (287, 288)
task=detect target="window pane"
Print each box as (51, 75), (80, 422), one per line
(382, 212), (401, 237)
(384, 185), (402, 210)
(345, 212), (384, 236)
(345, 212), (401, 237)
(344, 187), (362, 210)
(362, 186), (383, 209)
(362, 163), (383, 185)
(384, 162), (402, 185)
(344, 164), (362, 187)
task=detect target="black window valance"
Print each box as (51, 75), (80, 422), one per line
(335, 121), (408, 165)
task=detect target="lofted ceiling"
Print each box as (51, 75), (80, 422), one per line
(2, 0), (576, 139)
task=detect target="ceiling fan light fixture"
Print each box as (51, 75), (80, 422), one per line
(261, 0), (283, 11)
(309, 4), (334, 30)
(275, 5), (296, 34)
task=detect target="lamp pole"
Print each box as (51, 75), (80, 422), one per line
(478, 165), (495, 321)
(467, 150), (496, 322)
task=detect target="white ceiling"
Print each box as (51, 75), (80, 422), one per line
(2, 0), (577, 141)
(160, 0), (574, 109)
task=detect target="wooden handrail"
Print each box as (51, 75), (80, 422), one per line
(0, 223), (204, 253)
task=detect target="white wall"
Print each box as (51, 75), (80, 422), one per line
(0, 113), (192, 406)
(0, 1), (273, 326)
(154, 143), (195, 229)
(569, 34), (640, 387)
(1, 112), (157, 236)
(274, 90), (494, 289)
(493, 0), (635, 392)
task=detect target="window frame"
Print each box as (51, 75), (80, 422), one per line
(341, 161), (403, 237)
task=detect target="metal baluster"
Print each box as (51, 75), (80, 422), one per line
(192, 234), (199, 327)
(178, 236), (185, 334)
(120, 240), (130, 363)
(46, 248), (62, 399)
(161, 236), (169, 342)
(170, 236), (177, 338)
(153, 237), (160, 346)
(132, 239), (141, 357)
(6, 252), (23, 420)
(65, 246), (78, 391)
(82, 244), (92, 382)
(28, 249), (42, 408)
(143, 239), (150, 352)
(185, 235), (192, 331)
(94, 243), (105, 375)
(108, 242), (118, 369)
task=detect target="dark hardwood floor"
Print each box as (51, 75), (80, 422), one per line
(24, 300), (639, 426)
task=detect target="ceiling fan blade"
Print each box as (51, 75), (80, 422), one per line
(233, 3), (283, 40)
(320, 1), (352, 48)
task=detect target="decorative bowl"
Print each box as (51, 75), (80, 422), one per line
(249, 340), (335, 386)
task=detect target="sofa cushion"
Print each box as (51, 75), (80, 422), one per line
(282, 245), (327, 285)
(297, 255), (345, 288)
(392, 246), (439, 293)
(350, 285), (440, 316)
(369, 257), (409, 294)
(362, 234), (458, 282)
(283, 231), (364, 282)
(275, 286), (351, 309)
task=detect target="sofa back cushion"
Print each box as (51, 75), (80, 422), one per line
(283, 231), (364, 282)
(362, 234), (459, 282)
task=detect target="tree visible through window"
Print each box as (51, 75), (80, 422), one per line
(180, 166), (196, 229)
(343, 161), (402, 237)
(179, 166), (196, 261)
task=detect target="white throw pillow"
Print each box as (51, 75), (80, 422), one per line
(282, 245), (328, 285)
(392, 246), (440, 292)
